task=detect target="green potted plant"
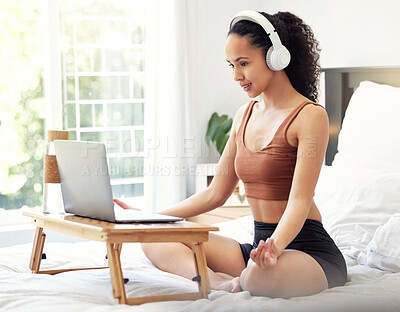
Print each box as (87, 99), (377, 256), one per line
(194, 113), (247, 206)
(205, 112), (233, 155)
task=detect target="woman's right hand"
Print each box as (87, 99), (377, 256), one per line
(113, 198), (141, 211)
(250, 238), (279, 269)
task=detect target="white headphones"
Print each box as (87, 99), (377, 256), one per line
(229, 10), (291, 71)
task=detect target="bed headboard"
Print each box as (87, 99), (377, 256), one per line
(323, 66), (400, 165)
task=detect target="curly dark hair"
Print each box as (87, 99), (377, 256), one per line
(228, 11), (321, 102)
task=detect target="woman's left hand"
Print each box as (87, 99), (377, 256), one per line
(250, 238), (281, 269)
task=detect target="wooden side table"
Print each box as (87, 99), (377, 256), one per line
(23, 211), (218, 305)
(188, 206), (251, 225)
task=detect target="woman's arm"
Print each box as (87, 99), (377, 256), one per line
(158, 105), (247, 218)
(116, 104), (248, 218)
(270, 105), (329, 255)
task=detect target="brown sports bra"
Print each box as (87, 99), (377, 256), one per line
(234, 100), (324, 201)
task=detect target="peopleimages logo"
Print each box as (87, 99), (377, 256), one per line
(79, 135), (230, 159)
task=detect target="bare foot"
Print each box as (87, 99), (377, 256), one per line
(231, 277), (242, 293)
(211, 272), (242, 293)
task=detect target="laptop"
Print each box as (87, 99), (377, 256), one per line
(53, 140), (184, 223)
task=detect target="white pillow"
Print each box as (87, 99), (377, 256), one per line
(332, 80), (400, 173)
(314, 165), (400, 258)
(358, 214), (400, 272)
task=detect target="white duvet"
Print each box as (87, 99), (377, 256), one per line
(1, 216), (400, 312)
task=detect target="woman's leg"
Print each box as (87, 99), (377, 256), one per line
(140, 233), (246, 292)
(240, 249), (328, 298)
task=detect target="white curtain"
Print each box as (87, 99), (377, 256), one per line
(144, 0), (199, 212)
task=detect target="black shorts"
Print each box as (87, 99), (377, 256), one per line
(238, 219), (347, 288)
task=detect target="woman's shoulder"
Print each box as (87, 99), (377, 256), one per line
(298, 102), (328, 121)
(295, 101), (329, 135)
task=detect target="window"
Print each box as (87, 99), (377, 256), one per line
(0, 1), (45, 213)
(0, 0), (146, 219)
(59, 1), (146, 202)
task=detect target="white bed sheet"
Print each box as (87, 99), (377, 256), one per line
(2, 79), (400, 311)
(1, 218), (400, 312)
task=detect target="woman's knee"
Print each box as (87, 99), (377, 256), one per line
(140, 242), (187, 262)
(240, 260), (280, 296)
(140, 242), (152, 257)
(140, 242), (163, 260)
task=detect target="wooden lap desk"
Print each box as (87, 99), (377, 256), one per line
(23, 211), (218, 305)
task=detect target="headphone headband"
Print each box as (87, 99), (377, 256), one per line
(228, 10), (291, 71)
(229, 10), (284, 49)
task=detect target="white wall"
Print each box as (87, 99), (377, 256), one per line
(253, 0), (400, 68)
(185, 0), (400, 195)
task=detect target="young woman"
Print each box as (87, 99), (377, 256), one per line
(115, 10), (347, 298)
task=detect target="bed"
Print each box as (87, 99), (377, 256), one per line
(1, 67), (400, 312)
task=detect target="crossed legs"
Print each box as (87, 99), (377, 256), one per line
(141, 233), (328, 297)
(141, 233), (245, 292)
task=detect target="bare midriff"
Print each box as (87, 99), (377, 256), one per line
(248, 198), (322, 224)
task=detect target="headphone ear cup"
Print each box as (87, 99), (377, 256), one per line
(266, 46), (291, 71)
(266, 46), (276, 71)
